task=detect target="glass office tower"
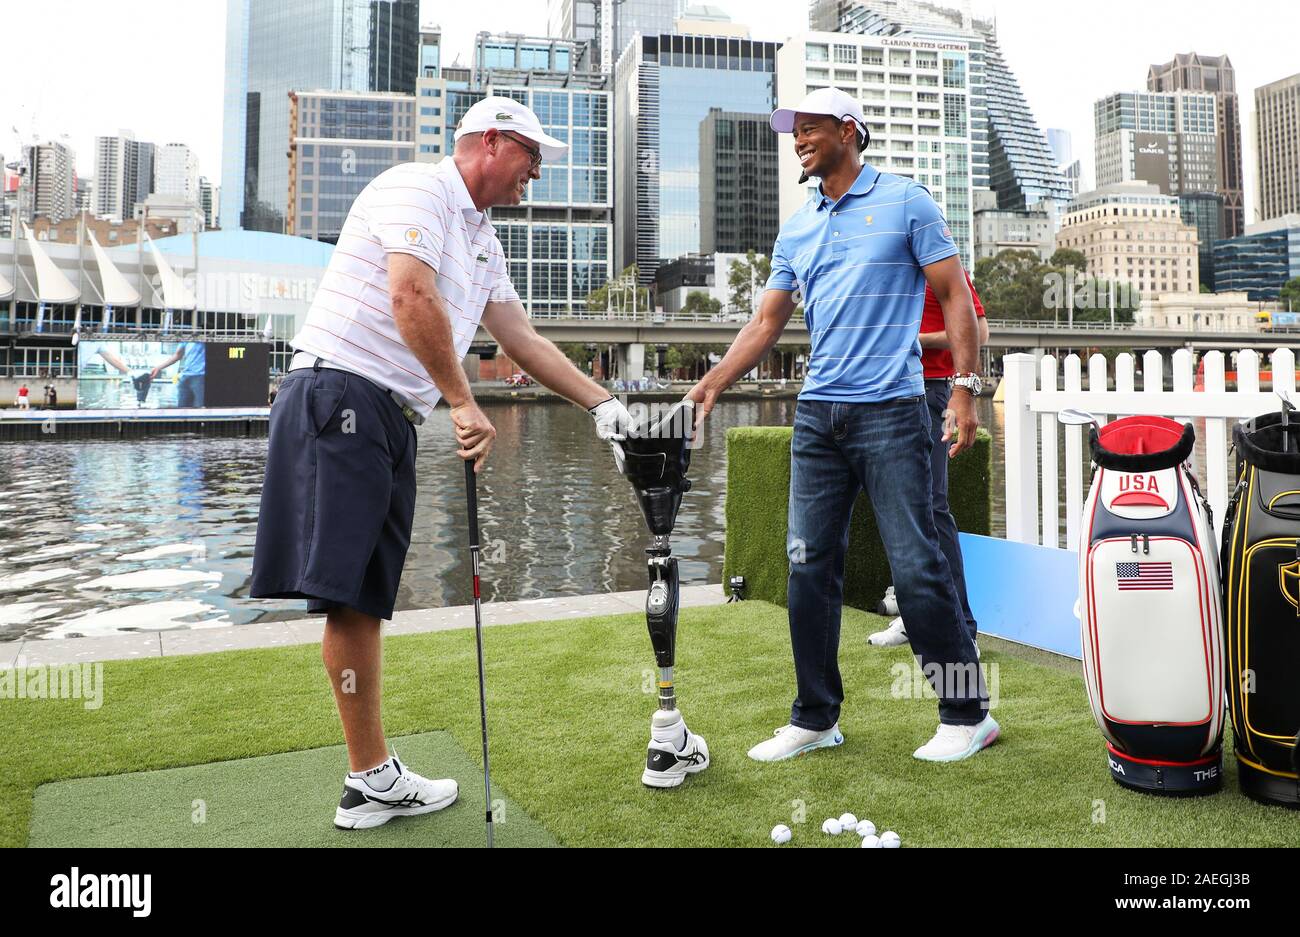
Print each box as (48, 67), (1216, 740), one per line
(615, 34), (777, 284)
(221, 0), (418, 233)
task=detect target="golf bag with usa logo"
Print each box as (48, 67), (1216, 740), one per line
(1078, 415), (1225, 795)
(1222, 409), (1300, 807)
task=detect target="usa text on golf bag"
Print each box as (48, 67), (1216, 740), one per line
(1079, 415), (1225, 794)
(1223, 411), (1300, 807)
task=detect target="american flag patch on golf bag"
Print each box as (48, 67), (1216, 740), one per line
(1116, 561), (1174, 590)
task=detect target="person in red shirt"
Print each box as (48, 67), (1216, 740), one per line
(869, 270), (988, 649)
(15, 384), (29, 410)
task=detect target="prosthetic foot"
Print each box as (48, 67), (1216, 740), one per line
(611, 399), (709, 788)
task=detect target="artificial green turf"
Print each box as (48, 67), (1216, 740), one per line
(3, 601), (1298, 848)
(29, 732), (557, 848)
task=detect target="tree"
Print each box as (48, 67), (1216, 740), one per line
(1279, 277), (1300, 311)
(973, 249), (1051, 321)
(681, 290), (722, 317)
(587, 264), (651, 313)
(1049, 247), (1087, 271)
(556, 342), (596, 371)
(728, 250), (771, 312)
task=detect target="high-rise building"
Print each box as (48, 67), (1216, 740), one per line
(155, 144), (201, 203)
(1213, 214), (1300, 301)
(199, 177), (220, 229)
(774, 31), (974, 266)
(25, 141), (76, 224)
(93, 131), (156, 223)
(416, 27), (448, 163)
(1046, 127), (1082, 198)
(1095, 92), (1218, 194)
(474, 40), (612, 313)
(1179, 191), (1222, 290)
(286, 90), (415, 243)
(1255, 72), (1300, 223)
(972, 187), (1053, 262)
(414, 32), (613, 312)
(698, 109), (778, 255)
(823, 1), (1070, 215)
(1094, 90), (1219, 274)
(74, 177), (92, 214)
(221, 0), (419, 233)
(616, 31), (777, 285)
(1056, 182), (1200, 299)
(1148, 53), (1244, 238)
(548, 0), (687, 72)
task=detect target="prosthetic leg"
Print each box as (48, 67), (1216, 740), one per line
(611, 399), (710, 788)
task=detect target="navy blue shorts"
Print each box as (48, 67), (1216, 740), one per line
(250, 364), (417, 621)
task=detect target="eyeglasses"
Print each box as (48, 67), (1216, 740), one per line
(498, 132), (542, 170)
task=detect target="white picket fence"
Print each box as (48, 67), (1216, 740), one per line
(1002, 347), (1300, 550)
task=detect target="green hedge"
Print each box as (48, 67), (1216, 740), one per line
(722, 425), (992, 610)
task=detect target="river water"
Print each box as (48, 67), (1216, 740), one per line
(0, 397), (1028, 641)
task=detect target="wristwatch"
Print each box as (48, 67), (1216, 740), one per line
(950, 372), (983, 397)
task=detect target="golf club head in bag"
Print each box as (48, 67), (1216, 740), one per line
(610, 399), (696, 537)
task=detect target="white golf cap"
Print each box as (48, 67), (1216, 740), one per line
(454, 96), (569, 161)
(770, 87), (868, 143)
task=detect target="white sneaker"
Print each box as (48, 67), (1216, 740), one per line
(912, 715), (1000, 763)
(877, 586), (899, 617)
(867, 616), (910, 647)
(334, 754), (459, 829)
(747, 723), (844, 762)
(642, 709), (710, 788)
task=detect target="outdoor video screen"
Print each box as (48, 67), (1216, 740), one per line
(77, 341), (270, 410)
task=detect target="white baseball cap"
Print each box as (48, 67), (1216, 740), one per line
(454, 96), (569, 161)
(770, 88), (868, 146)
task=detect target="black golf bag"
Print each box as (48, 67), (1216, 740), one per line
(1078, 415), (1225, 794)
(1222, 410), (1300, 807)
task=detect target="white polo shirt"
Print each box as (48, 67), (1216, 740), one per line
(291, 159), (519, 419)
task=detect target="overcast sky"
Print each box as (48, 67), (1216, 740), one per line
(3, 0), (1296, 222)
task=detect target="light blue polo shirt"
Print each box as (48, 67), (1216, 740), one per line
(765, 163), (959, 402)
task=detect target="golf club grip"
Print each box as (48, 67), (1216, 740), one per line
(463, 459), (480, 544)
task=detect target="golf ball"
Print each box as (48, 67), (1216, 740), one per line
(860, 834), (882, 848)
(771, 824), (792, 844)
(880, 831), (901, 848)
(838, 812), (858, 830)
(821, 818), (843, 836)
(855, 819), (877, 837)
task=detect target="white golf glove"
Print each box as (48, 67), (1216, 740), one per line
(589, 396), (634, 442)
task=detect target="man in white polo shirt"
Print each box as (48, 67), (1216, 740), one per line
(251, 97), (633, 830)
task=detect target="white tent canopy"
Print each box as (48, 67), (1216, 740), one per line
(0, 268), (13, 301)
(88, 231), (141, 307)
(22, 223), (80, 304)
(145, 234), (196, 310)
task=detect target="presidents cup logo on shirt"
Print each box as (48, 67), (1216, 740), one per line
(404, 227), (422, 246)
(942, 226), (952, 240)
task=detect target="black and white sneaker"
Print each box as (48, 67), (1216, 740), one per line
(642, 709), (710, 788)
(333, 755), (459, 829)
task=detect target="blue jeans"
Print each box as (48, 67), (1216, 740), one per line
(786, 397), (987, 728)
(925, 380), (978, 639)
(178, 374), (205, 408)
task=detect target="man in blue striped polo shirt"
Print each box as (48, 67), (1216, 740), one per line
(688, 88), (999, 763)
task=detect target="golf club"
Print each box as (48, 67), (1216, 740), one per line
(463, 458), (494, 848)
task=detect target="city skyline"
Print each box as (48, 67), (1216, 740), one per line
(1, 0), (1295, 225)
